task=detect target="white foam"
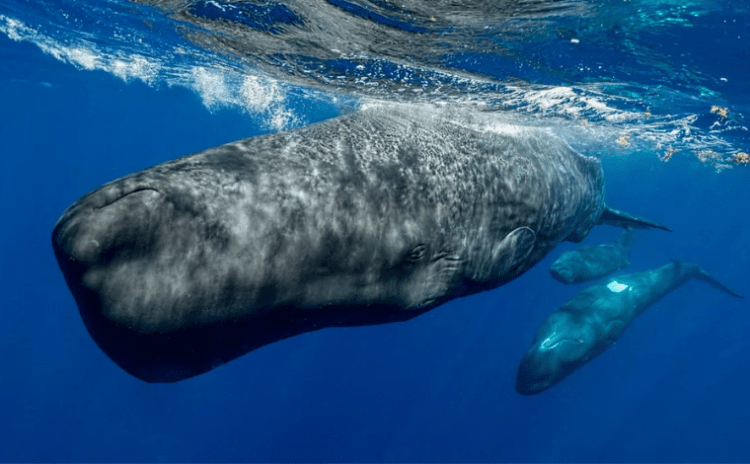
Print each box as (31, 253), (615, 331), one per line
(0, 14), (301, 129)
(2, 13), (746, 160)
(269, 108), (296, 131)
(0, 15), (32, 41)
(112, 55), (160, 84)
(241, 76), (279, 112)
(503, 85), (643, 123)
(1, 14), (163, 84)
(191, 66), (233, 110)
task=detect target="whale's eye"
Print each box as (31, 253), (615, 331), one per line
(407, 244), (427, 263)
(540, 335), (560, 350)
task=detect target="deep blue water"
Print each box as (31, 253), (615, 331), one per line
(2, 1), (750, 462)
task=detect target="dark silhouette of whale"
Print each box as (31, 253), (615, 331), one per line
(52, 108), (670, 383)
(516, 260), (742, 395)
(550, 228), (636, 284)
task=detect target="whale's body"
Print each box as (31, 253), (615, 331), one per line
(52, 108), (667, 382)
(517, 261), (742, 395)
(550, 228), (635, 284)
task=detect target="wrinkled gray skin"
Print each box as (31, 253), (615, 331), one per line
(52, 108), (668, 383)
(517, 261), (742, 395)
(550, 228), (636, 284)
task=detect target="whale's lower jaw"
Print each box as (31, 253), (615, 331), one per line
(72, 295), (436, 383)
(54, 223), (438, 383)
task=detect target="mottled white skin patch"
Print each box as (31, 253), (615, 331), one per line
(53, 107), (606, 382)
(517, 261), (740, 395)
(607, 281), (628, 293)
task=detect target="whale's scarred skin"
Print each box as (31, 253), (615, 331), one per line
(52, 108), (666, 382)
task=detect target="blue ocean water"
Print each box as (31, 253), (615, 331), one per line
(1, 0), (749, 461)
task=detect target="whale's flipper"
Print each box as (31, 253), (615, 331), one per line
(599, 205), (671, 232)
(473, 227), (536, 282)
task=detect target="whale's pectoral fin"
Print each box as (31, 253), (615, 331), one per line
(473, 227), (536, 282)
(599, 205), (671, 232)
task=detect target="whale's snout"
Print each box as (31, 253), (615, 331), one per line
(516, 316), (595, 395)
(51, 182), (165, 307)
(51, 184), (194, 383)
(53, 187), (162, 271)
(549, 263), (574, 284)
(515, 353), (554, 395)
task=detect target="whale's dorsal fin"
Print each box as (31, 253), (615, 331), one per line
(599, 205), (671, 232)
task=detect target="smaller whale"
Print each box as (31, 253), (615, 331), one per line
(550, 228), (636, 284)
(516, 260), (742, 395)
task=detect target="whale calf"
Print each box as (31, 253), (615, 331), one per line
(516, 260), (742, 395)
(550, 228), (636, 284)
(52, 108), (670, 383)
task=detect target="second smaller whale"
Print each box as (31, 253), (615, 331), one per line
(550, 228), (636, 284)
(517, 260), (742, 395)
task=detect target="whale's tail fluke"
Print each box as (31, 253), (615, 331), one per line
(697, 269), (743, 298)
(670, 259), (744, 298)
(694, 265), (743, 299)
(599, 205), (672, 232)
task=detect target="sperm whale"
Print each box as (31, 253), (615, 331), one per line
(550, 228), (636, 284)
(52, 108), (670, 382)
(517, 260), (742, 395)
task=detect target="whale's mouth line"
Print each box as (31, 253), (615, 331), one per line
(540, 336), (585, 351)
(94, 187), (160, 210)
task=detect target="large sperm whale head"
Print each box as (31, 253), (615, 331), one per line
(51, 154), (262, 382)
(515, 310), (597, 395)
(53, 165), (231, 320)
(53, 177), (166, 314)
